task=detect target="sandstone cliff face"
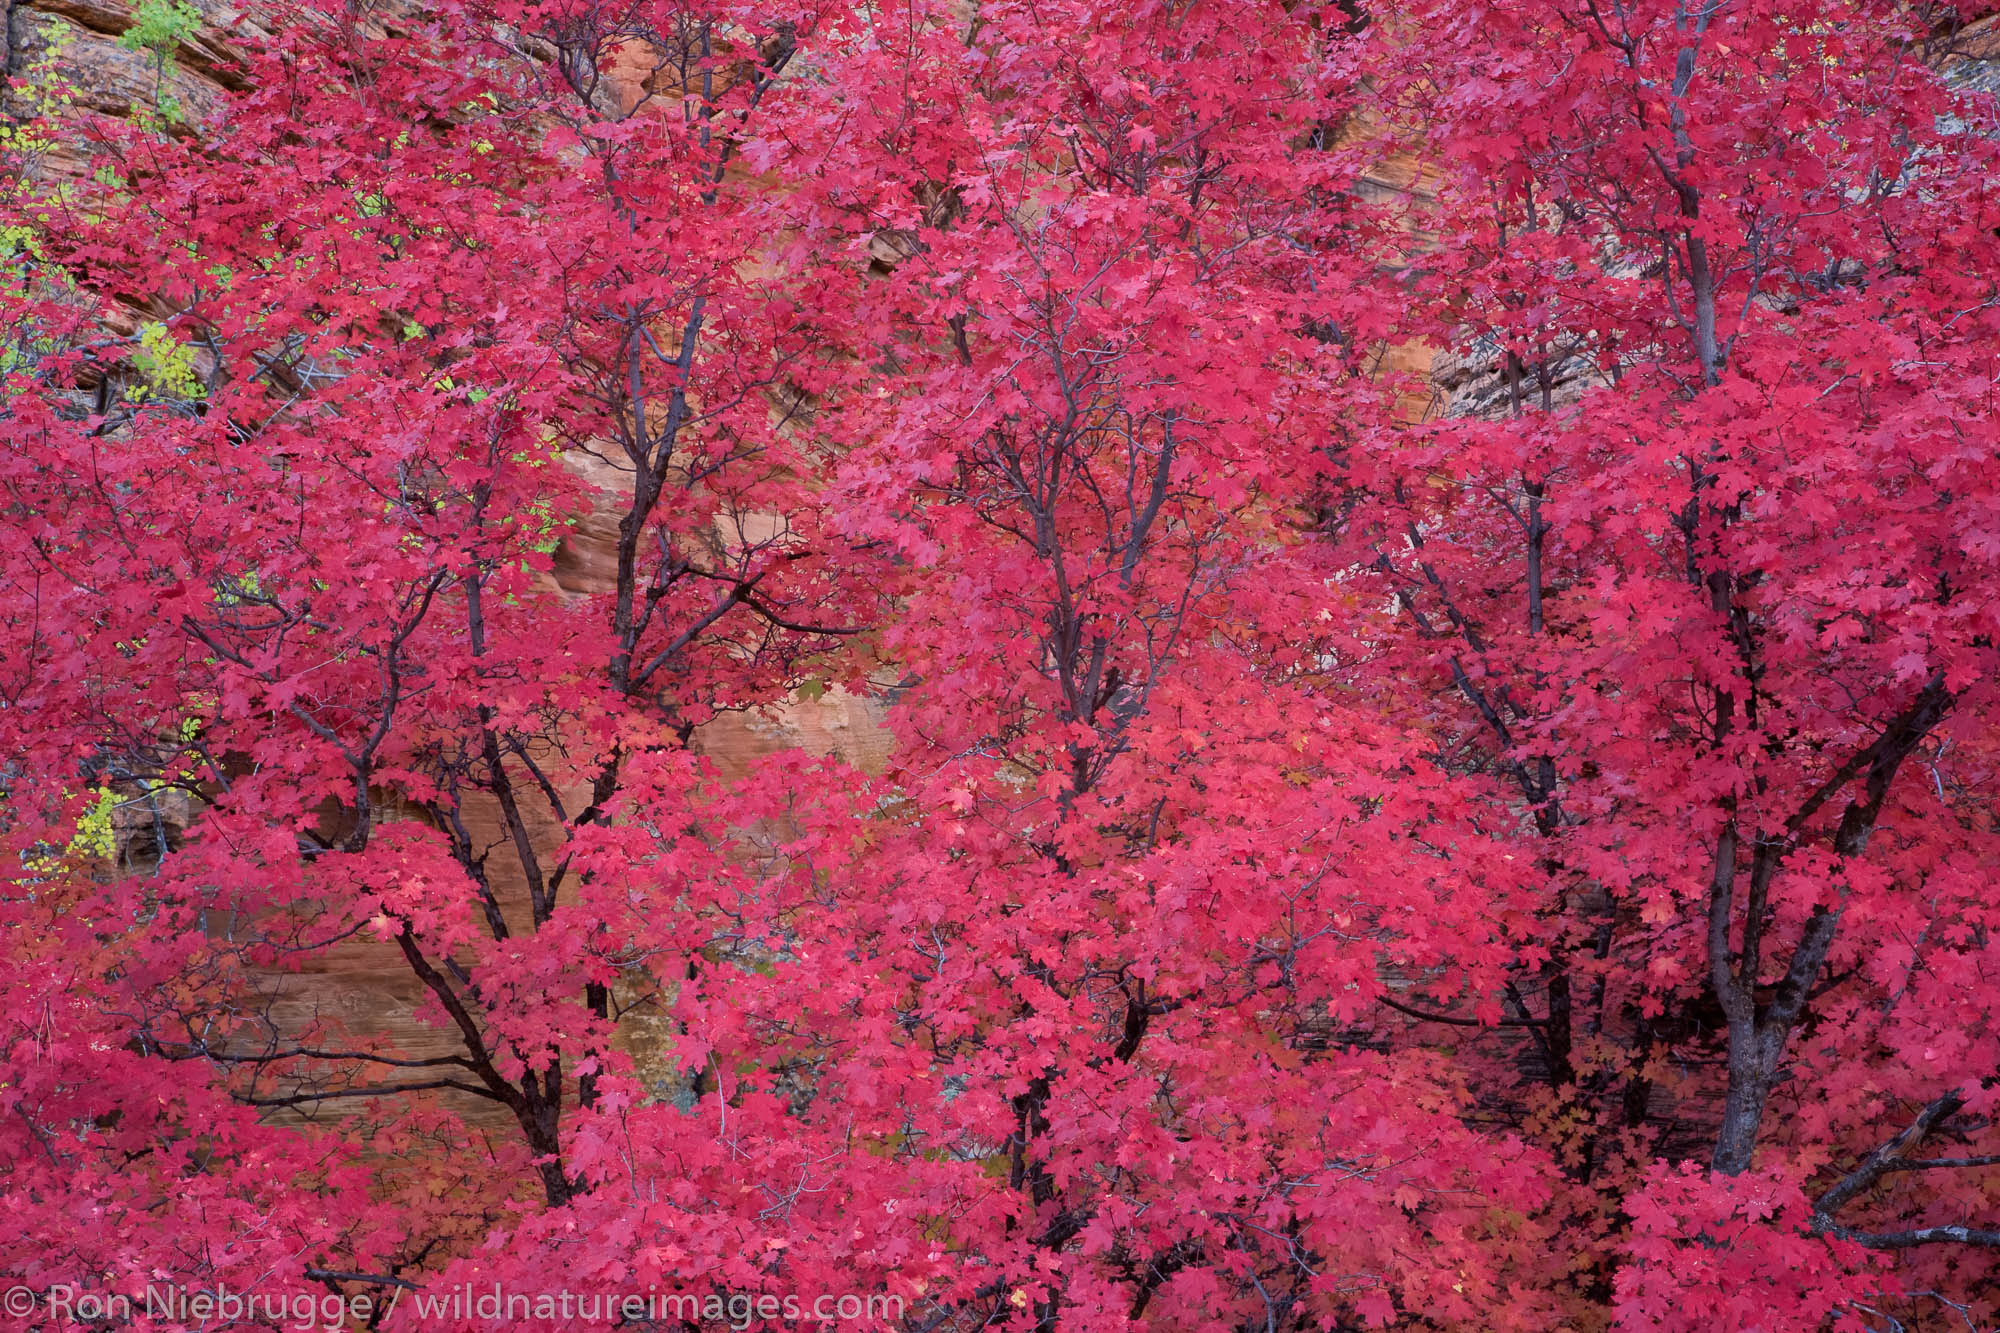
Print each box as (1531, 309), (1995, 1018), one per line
(4, 0), (257, 161)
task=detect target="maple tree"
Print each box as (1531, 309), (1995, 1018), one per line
(1342, 0), (2000, 1322)
(0, 0), (1995, 1330)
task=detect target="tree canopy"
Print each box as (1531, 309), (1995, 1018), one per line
(2, 0), (1998, 1328)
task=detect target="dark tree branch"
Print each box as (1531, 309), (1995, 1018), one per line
(1810, 1089), (2000, 1251)
(1378, 992), (1550, 1028)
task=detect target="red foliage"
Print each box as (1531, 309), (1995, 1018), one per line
(1, 0), (1996, 1328)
